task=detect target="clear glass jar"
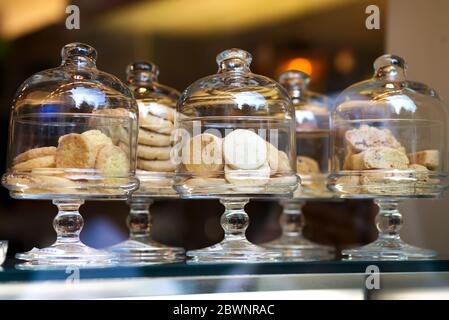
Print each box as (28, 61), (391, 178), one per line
(174, 48), (298, 263)
(108, 61), (185, 264)
(1, 43), (139, 268)
(328, 54), (449, 260)
(263, 70), (334, 261)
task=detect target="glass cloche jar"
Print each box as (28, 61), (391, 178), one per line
(328, 54), (449, 260)
(174, 48), (298, 263)
(263, 70), (334, 261)
(1, 42), (139, 267)
(108, 61), (185, 264)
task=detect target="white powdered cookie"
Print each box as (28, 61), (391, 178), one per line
(13, 155), (56, 171)
(408, 150), (439, 170)
(183, 133), (223, 174)
(95, 145), (130, 176)
(267, 142), (291, 173)
(140, 113), (173, 134)
(224, 162), (270, 186)
(345, 125), (403, 153)
(137, 159), (176, 172)
(138, 128), (171, 147)
(137, 145), (171, 160)
(349, 147), (409, 170)
(13, 147), (56, 165)
(223, 129), (267, 170)
(296, 156), (320, 174)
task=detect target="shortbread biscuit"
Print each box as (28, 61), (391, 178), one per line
(223, 129), (267, 170)
(13, 155), (56, 171)
(13, 147), (56, 165)
(56, 131), (113, 168)
(138, 128), (171, 147)
(137, 145), (171, 160)
(267, 143), (291, 173)
(140, 113), (173, 134)
(184, 177), (225, 193)
(349, 147), (409, 170)
(95, 145), (130, 176)
(31, 175), (78, 188)
(183, 133), (223, 174)
(139, 102), (176, 122)
(408, 150), (439, 170)
(296, 156), (320, 174)
(345, 125), (403, 153)
(224, 163), (270, 186)
(137, 159), (176, 172)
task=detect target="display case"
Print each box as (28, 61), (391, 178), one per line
(328, 54), (449, 260)
(1, 43), (139, 267)
(174, 48), (298, 263)
(263, 70), (334, 261)
(108, 61), (185, 264)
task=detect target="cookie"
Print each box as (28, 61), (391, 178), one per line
(296, 156), (320, 174)
(267, 143), (291, 173)
(138, 128), (171, 147)
(13, 147), (56, 165)
(137, 145), (171, 160)
(140, 113), (173, 134)
(224, 162), (270, 186)
(223, 129), (267, 170)
(91, 108), (130, 144)
(348, 147), (409, 170)
(408, 150), (439, 170)
(137, 159), (176, 172)
(13, 155), (56, 171)
(345, 125), (403, 153)
(183, 133), (223, 174)
(56, 131), (113, 169)
(139, 101), (176, 122)
(95, 145), (130, 176)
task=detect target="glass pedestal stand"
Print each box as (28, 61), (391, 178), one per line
(187, 198), (281, 264)
(264, 200), (334, 261)
(343, 199), (436, 260)
(16, 200), (114, 268)
(108, 198), (185, 265)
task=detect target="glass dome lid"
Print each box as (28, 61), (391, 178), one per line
(278, 70), (332, 199)
(125, 61), (180, 197)
(177, 48), (292, 119)
(174, 48), (298, 198)
(328, 54), (449, 198)
(2, 42), (139, 200)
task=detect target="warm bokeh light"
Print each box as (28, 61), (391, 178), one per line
(283, 57), (313, 75)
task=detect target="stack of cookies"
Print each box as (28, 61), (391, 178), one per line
(182, 129), (296, 193)
(338, 125), (439, 194)
(136, 102), (176, 174)
(8, 129), (130, 194)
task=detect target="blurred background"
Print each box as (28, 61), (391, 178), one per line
(0, 0), (448, 259)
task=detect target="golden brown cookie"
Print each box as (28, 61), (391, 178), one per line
(137, 159), (176, 172)
(13, 147), (57, 165)
(139, 101), (176, 122)
(267, 142), (291, 173)
(95, 145), (130, 176)
(408, 150), (439, 170)
(183, 133), (223, 174)
(345, 125), (403, 153)
(56, 133), (96, 168)
(138, 128), (171, 147)
(349, 147), (409, 170)
(140, 113), (174, 134)
(13, 155), (56, 171)
(137, 145), (171, 160)
(296, 156), (320, 174)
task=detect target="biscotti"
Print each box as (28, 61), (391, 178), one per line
(347, 147), (409, 170)
(408, 150), (439, 170)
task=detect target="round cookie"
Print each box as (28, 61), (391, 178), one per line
(13, 147), (56, 165)
(13, 155), (56, 171)
(137, 145), (171, 160)
(224, 162), (270, 186)
(139, 101), (176, 122)
(267, 142), (291, 173)
(223, 129), (267, 170)
(183, 133), (223, 174)
(140, 113), (173, 134)
(138, 128), (171, 147)
(95, 145), (130, 176)
(137, 159), (176, 172)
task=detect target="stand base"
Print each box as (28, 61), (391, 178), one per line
(187, 238), (282, 264)
(342, 237), (437, 260)
(108, 239), (185, 265)
(15, 242), (115, 269)
(264, 234), (335, 261)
